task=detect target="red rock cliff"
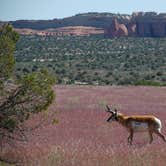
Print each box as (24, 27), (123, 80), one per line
(105, 12), (166, 38)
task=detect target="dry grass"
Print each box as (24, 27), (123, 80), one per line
(1, 85), (166, 165)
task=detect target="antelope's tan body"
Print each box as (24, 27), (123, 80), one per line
(106, 106), (166, 145)
(117, 114), (161, 132)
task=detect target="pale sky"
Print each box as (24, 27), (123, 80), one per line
(0, 0), (166, 21)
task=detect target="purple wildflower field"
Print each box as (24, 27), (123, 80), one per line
(1, 85), (166, 166)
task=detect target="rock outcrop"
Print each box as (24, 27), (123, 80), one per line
(133, 12), (166, 37)
(105, 12), (166, 38)
(127, 23), (137, 36)
(136, 22), (166, 37)
(104, 19), (128, 37)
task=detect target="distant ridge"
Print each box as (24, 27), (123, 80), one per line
(7, 12), (131, 30)
(1, 12), (166, 37)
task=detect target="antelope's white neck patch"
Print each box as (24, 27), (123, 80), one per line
(131, 121), (148, 131)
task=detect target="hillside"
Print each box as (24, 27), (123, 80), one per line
(9, 12), (130, 30)
(15, 35), (166, 85)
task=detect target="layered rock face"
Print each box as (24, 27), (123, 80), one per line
(136, 20), (166, 37)
(105, 12), (166, 37)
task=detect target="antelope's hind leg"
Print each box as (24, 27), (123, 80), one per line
(154, 130), (166, 142)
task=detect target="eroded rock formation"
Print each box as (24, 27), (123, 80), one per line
(127, 23), (137, 36)
(104, 19), (128, 37)
(105, 12), (166, 38)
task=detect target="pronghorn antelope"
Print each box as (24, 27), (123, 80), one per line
(106, 105), (166, 145)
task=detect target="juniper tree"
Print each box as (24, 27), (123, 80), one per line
(0, 24), (55, 144)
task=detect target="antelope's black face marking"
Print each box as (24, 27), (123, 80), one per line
(107, 115), (113, 122)
(107, 111), (118, 122)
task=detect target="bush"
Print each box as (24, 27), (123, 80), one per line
(134, 80), (165, 86)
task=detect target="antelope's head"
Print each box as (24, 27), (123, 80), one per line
(105, 105), (118, 122)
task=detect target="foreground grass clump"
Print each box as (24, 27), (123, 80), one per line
(44, 143), (166, 166)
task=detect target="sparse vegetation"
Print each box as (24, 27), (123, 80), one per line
(15, 35), (166, 85)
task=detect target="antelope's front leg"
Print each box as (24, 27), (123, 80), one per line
(148, 130), (153, 144)
(127, 129), (134, 145)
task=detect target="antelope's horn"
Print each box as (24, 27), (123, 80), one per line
(106, 105), (114, 114)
